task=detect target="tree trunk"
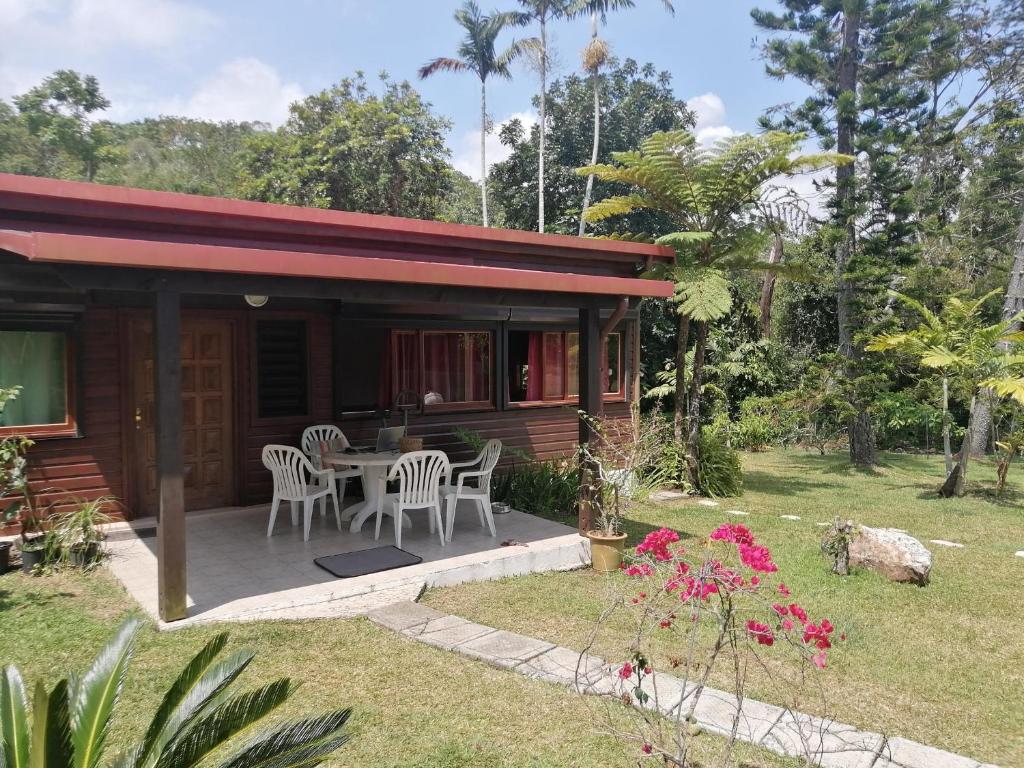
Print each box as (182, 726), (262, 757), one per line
(538, 16), (547, 234)
(759, 233), (784, 339)
(942, 375), (953, 477)
(578, 12), (600, 237)
(673, 312), (691, 444)
(834, 3), (872, 467)
(480, 80), (489, 227)
(967, 210), (1024, 456)
(685, 321), (708, 486)
(941, 394), (977, 497)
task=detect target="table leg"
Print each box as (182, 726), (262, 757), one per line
(348, 465), (410, 532)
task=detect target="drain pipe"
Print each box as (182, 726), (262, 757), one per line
(598, 297), (629, 413)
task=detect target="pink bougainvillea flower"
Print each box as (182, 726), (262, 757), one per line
(746, 619), (775, 646)
(788, 603), (808, 625)
(625, 563), (655, 577)
(635, 528), (681, 561)
(619, 662), (634, 679)
(642, 744), (653, 755)
(812, 651), (828, 669)
(709, 523), (755, 545)
(659, 619), (672, 628)
(778, 583), (791, 597)
(782, 618), (794, 631)
(738, 542), (778, 573)
(751, 574), (761, 587)
(772, 603), (788, 616)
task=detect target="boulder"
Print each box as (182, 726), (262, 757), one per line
(849, 527), (932, 585)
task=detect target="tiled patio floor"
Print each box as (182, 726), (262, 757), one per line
(105, 501), (589, 628)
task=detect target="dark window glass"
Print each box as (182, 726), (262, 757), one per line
(256, 320), (308, 418)
(0, 331), (68, 427)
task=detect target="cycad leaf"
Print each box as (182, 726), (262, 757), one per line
(920, 346), (964, 369)
(1, 668), (29, 768)
(133, 638), (254, 768)
(675, 268), (732, 321)
(155, 681), (291, 768)
(71, 618), (143, 768)
(218, 710), (352, 768)
(30, 681), (73, 768)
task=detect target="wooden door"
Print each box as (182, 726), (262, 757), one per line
(131, 318), (235, 515)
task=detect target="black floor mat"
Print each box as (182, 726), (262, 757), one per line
(314, 546), (422, 578)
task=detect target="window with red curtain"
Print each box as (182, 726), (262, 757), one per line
(507, 329), (623, 403)
(388, 330), (492, 409)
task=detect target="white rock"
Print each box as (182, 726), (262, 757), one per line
(697, 499), (719, 507)
(850, 527), (932, 585)
(1015, 550), (1024, 559)
(780, 514), (801, 521)
(726, 510), (749, 516)
(815, 522), (830, 527)
(929, 539), (964, 549)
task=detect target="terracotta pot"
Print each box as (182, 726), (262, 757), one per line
(587, 531), (628, 573)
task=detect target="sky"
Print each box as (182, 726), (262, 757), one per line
(0, 0), (814, 182)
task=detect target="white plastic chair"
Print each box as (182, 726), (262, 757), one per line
(262, 444), (340, 541)
(301, 425), (365, 519)
(441, 439), (501, 542)
(375, 450), (450, 549)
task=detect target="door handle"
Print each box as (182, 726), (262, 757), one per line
(134, 407), (143, 430)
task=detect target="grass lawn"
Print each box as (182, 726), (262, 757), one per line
(425, 450), (1024, 767)
(0, 568), (800, 768)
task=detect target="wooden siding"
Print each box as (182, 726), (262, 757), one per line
(4, 305), (632, 522)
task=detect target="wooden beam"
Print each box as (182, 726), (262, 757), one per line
(578, 306), (601, 533)
(153, 288), (187, 622)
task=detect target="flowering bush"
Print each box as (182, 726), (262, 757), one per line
(588, 523), (844, 765)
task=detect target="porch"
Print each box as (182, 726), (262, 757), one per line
(106, 500), (587, 628)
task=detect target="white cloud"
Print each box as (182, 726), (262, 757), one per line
(686, 91), (739, 146)
(454, 111), (537, 180)
(154, 58), (303, 126)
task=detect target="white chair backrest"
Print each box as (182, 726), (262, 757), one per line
(262, 444), (315, 499)
(476, 439), (502, 488)
(388, 450), (450, 507)
(301, 425), (344, 469)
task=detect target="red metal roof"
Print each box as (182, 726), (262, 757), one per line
(0, 173), (674, 298)
(0, 229), (673, 298)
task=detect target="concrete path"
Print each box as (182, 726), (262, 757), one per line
(367, 602), (997, 768)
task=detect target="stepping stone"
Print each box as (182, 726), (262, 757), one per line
(651, 489), (688, 502)
(780, 515), (802, 521)
(401, 614), (495, 650)
(874, 736), (982, 768)
(366, 601), (445, 632)
(726, 510), (749, 516)
(761, 711), (882, 768)
(686, 687), (784, 744)
(697, 499), (719, 507)
(457, 629), (554, 670)
(929, 540), (964, 548)
(516, 645), (608, 691)
(1015, 551), (1024, 559)
(816, 522), (831, 527)
(609, 667), (695, 718)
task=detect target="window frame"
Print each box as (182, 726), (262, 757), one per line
(250, 315), (313, 425)
(0, 318), (81, 439)
(390, 328), (496, 414)
(505, 327), (626, 409)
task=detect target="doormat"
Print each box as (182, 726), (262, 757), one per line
(314, 546), (422, 578)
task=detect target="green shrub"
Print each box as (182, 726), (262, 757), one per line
(492, 459), (580, 521)
(694, 430), (743, 497)
(731, 395), (801, 451)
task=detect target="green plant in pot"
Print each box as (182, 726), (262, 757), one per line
(54, 495), (117, 568)
(0, 386), (39, 573)
(580, 409), (669, 573)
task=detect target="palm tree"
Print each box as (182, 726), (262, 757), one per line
(419, 1), (531, 227)
(580, 130), (848, 484)
(868, 290), (1024, 497)
(0, 617), (351, 768)
(516, 0), (572, 233)
(572, 0), (675, 237)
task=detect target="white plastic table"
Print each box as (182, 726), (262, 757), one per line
(321, 449), (409, 532)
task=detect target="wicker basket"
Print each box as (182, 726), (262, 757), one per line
(398, 436), (424, 453)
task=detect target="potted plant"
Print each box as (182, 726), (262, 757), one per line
(54, 496), (115, 568)
(580, 409), (670, 573)
(0, 386), (40, 573)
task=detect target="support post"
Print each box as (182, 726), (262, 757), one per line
(154, 288), (187, 621)
(578, 306), (601, 533)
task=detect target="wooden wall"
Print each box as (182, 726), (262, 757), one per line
(8, 305), (632, 522)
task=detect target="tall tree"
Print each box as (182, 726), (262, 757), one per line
(580, 130), (847, 480)
(516, 0), (573, 232)
(571, 0), (674, 236)
(238, 73), (453, 219)
(489, 58), (691, 233)
(419, 1), (531, 226)
(12, 70), (110, 181)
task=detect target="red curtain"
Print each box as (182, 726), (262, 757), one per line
(526, 331), (543, 401)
